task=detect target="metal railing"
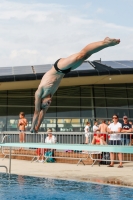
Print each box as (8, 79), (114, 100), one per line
(1, 131), (133, 166)
(1, 132), (92, 166)
(0, 131), (89, 144)
(0, 135), (10, 174)
(0, 166), (8, 174)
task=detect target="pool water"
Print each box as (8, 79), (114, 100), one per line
(0, 173), (133, 200)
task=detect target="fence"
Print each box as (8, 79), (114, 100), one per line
(0, 131), (133, 166)
(0, 132), (93, 165)
(0, 131), (84, 144)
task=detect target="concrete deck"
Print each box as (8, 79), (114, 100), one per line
(1, 158), (133, 187)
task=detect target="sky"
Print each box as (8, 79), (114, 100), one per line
(0, 0), (133, 67)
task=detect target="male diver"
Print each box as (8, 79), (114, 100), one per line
(30, 37), (120, 133)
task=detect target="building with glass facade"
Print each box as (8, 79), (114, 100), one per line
(0, 60), (133, 132)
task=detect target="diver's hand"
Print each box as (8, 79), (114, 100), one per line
(30, 128), (37, 134)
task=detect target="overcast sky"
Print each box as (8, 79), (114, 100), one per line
(0, 0), (133, 67)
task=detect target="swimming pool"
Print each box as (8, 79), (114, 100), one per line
(0, 173), (133, 200)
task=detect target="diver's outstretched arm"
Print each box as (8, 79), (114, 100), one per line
(30, 92), (41, 133)
(35, 108), (48, 132)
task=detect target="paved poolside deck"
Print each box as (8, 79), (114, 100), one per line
(1, 158), (133, 187)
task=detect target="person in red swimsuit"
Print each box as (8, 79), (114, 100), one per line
(92, 133), (107, 145)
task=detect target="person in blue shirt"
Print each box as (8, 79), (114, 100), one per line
(121, 116), (132, 145)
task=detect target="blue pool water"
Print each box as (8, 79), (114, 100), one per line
(0, 173), (133, 200)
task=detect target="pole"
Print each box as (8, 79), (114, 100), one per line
(9, 147), (11, 174)
(9, 136), (11, 174)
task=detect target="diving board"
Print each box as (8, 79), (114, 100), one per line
(1, 142), (133, 174)
(1, 143), (133, 153)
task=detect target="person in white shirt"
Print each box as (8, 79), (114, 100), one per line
(107, 114), (122, 168)
(84, 121), (91, 144)
(36, 128), (56, 162)
(93, 121), (99, 133)
(45, 130), (56, 144)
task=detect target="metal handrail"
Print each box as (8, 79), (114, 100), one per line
(0, 166), (8, 174)
(2, 135), (11, 143)
(0, 135), (10, 174)
(1, 135), (11, 160)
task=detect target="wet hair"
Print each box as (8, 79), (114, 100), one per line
(101, 119), (106, 123)
(19, 112), (25, 117)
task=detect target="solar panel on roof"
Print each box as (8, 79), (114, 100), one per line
(73, 62), (94, 71)
(101, 61), (130, 69)
(34, 64), (52, 73)
(0, 67), (12, 76)
(116, 61), (133, 68)
(13, 66), (33, 75)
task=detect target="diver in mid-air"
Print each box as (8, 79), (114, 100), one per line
(30, 37), (120, 133)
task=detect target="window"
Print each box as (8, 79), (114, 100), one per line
(95, 108), (107, 118)
(107, 108), (129, 118)
(94, 98), (106, 107)
(81, 108), (93, 117)
(93, 87), (105, 97)
(106, 99), (128, 108)
(105, 87), (127, 98)
(57, 108), (80, 117)
(128, 99), (133, 108)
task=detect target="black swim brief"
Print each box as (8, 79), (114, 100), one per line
(54, 59), (71, 74)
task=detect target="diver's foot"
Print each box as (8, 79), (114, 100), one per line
(103, 37), (120, 47)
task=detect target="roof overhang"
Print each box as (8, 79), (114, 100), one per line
(0, 74), (133, 90)
(0, 60), (133, 90)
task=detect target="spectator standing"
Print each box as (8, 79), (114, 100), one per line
(129, 121), (133, 128)
(107, 114), (123, 168)
(129, 121), (133, 145)
(93, 121), (99, 133)
(108, 120), (111, 126)
(121, 116), (132, 145)
(18, 112), (28, 145)
(97, 119), (108, 142)
(84, 122), (91, 144)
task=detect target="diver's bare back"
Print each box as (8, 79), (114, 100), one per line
(37, 67), (64, 98)
(31, 37), (120, 133)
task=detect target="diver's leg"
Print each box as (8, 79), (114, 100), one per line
(56, 37), (120, 71)
(19, 132), (22, 143)
(22, 132), (25, 143)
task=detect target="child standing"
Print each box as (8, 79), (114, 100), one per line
(84, 122), (91, 144)
(18, 112), (28, 145)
